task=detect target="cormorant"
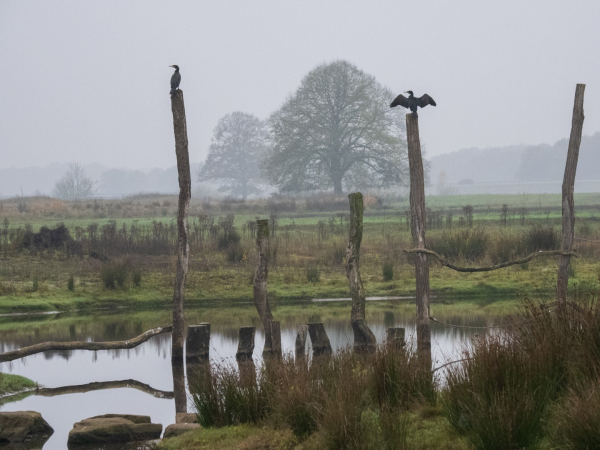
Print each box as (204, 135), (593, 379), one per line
(169, 65), (181, 95)
(390, 91), (436, 116)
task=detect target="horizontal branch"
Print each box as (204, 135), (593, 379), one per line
(36, 379), (174, 399)
(0, 325), (172, 363)
(402, 249), (577, 273)
(0, 379), (173, 404)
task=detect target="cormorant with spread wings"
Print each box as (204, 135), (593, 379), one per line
(390, 91), (436, 116)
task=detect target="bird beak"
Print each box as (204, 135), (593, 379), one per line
(169, 65), (175, 68)
(404, 91), (409, 93)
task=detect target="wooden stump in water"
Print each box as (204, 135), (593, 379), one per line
(186, 323), (210, 363)
(308, 322), (333, 357)
(236, 327), (256, 362)
(295, 325), (309, 363)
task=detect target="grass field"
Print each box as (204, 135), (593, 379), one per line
(0, 192), (598, 313)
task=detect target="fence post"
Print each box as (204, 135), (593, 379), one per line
(557, 84), (585, 306)
(254, 219), (276, 356)
(295, 325), (309, 363)
(406, 113), (432, 368)
(308, 322), (333, 357)
(186, 323), (210, 363)
(170, 89), (191, 361)
(346, 193), (376, 353)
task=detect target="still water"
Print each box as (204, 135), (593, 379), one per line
(0, 302), (496, 449)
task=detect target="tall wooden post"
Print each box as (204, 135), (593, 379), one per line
(254, 219), (275, 357)
(557, 84), (585, 305)
(170, 90), (191, 361)
(346, 192), (376, 353)
(406, 113), (431, 368)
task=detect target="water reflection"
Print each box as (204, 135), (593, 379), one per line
(0, 303), (499, 449)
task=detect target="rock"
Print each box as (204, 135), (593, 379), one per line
(88, 414), (151, 424)
(0, 411), (54, 443)
(163, 423), (201, 438)
(67, 416), (162, 446)
(175, 412), (198, 424)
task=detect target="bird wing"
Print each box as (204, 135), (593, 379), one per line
(171, 72), (181, 90)
(416, 94), (436, 108)
(390, 94), (410, 108)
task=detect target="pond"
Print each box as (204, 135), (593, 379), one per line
(0, 301), (498, 449)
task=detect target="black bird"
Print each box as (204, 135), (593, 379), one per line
(169, 65), (181, 95)
(390, 91), (436, 116)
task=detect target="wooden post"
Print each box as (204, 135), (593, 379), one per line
(406, 113), (431, 368)
(295, 325), (309, 362)
(236, 327), (256, 362)
(171, 359), (187, 413)
(307, 322), (333, 357)
(264, 320), (282, 359)
(186, 323), (210, 363)
(253, 219), (275, 356)
(387, 327), (405, 349)
(346, 193), (376, 353)
(170, 90), (191, 361)
(557, 84), (586, 306)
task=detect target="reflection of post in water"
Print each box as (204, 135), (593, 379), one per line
(185, 322), (212, 401)
(236, 327), (257, 384)
(186, 359), (212, 398)
(172, 357), (187, 414)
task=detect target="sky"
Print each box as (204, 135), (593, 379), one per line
(0, 0), (599, 170)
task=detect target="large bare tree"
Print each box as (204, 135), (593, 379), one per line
(264, 60), (407, 195)
(52, 163), (95, 200)
(198, 112), (266, 199)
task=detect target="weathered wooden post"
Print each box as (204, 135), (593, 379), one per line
(171, 359), (187, 413)
(236, 327), (256, 361)
(170, 89), (192, 361)
(387, 327), (406, 349)
(557, 84), (586, 306)
(308, 322), (333, 357)
(236, 326), (257, 384)
(295, 325), (309, 363)
(186, 323), (210, 363)
(253, 219), (278, 358)
(346, 193), (377, 353)
(406, 113), (432, 368)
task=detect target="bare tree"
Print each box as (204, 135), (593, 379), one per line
(264, 60), (408, 195)
(52, 163), (95, 200)
(198, 112), (266, 200)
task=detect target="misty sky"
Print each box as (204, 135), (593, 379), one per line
(1, 1), (598, 170)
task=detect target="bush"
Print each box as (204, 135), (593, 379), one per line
(226, 243), (245, 263)
(306, 266), (321, 283)
(32, 276), (38, 292)
(489, 233), (526, 264)
(382, 260), (394, 281)
(132, 270), (142, 287)
(330, 242), (346, 266)
(68, 275), (74, 291)
(217, 215), (241, 250)
(428, 227), (489, 262)
(524, 223), (558, 253)
(100, 259), (130, 289)
(551, 383), (600, 449)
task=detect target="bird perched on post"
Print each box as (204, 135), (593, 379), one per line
(390, 91), (436, 116)
(169, 65), (181, 96)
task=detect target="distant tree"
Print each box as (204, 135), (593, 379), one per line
(198, 112), (266, 199)
(53, 163), (95, 200)
(264, 60), (408, 195)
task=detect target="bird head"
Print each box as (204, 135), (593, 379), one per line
(404, 90), (414, 96)
(169, 65), (180, 71)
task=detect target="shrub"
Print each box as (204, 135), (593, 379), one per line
(217, 215), (241, 250)
(132, 270), (142, 287)
(32, 276), (38, 292)
(226, 243), (245, 263)
(551, 383), (600, 449)
(382, 260), (394, 281)
(428, 227), (489, 262)
(489, 233), (526, 264)
(306, 265), (321, 283)
(330, 241), (346, 266)
(68, 275), (74, 291)
(524, 223), (558, 253)
(100, 259), (129, 289)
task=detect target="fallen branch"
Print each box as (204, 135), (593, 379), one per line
(403, 249), (577, 273)
(431, 357), (472, 374)
(0, 325), (172, 363)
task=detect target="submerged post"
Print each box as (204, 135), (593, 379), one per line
(170, 89), (192, 361)
(346, 192), (376, 353)
(186, 323), (210, 362)
(406, 113), (431, 368)
(308, 322), (333, 357)
(295, 325), (309, 363)
(236, 327), (256, 362)
(253, 219), (276, 357)
(557, 84), (585, 306)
